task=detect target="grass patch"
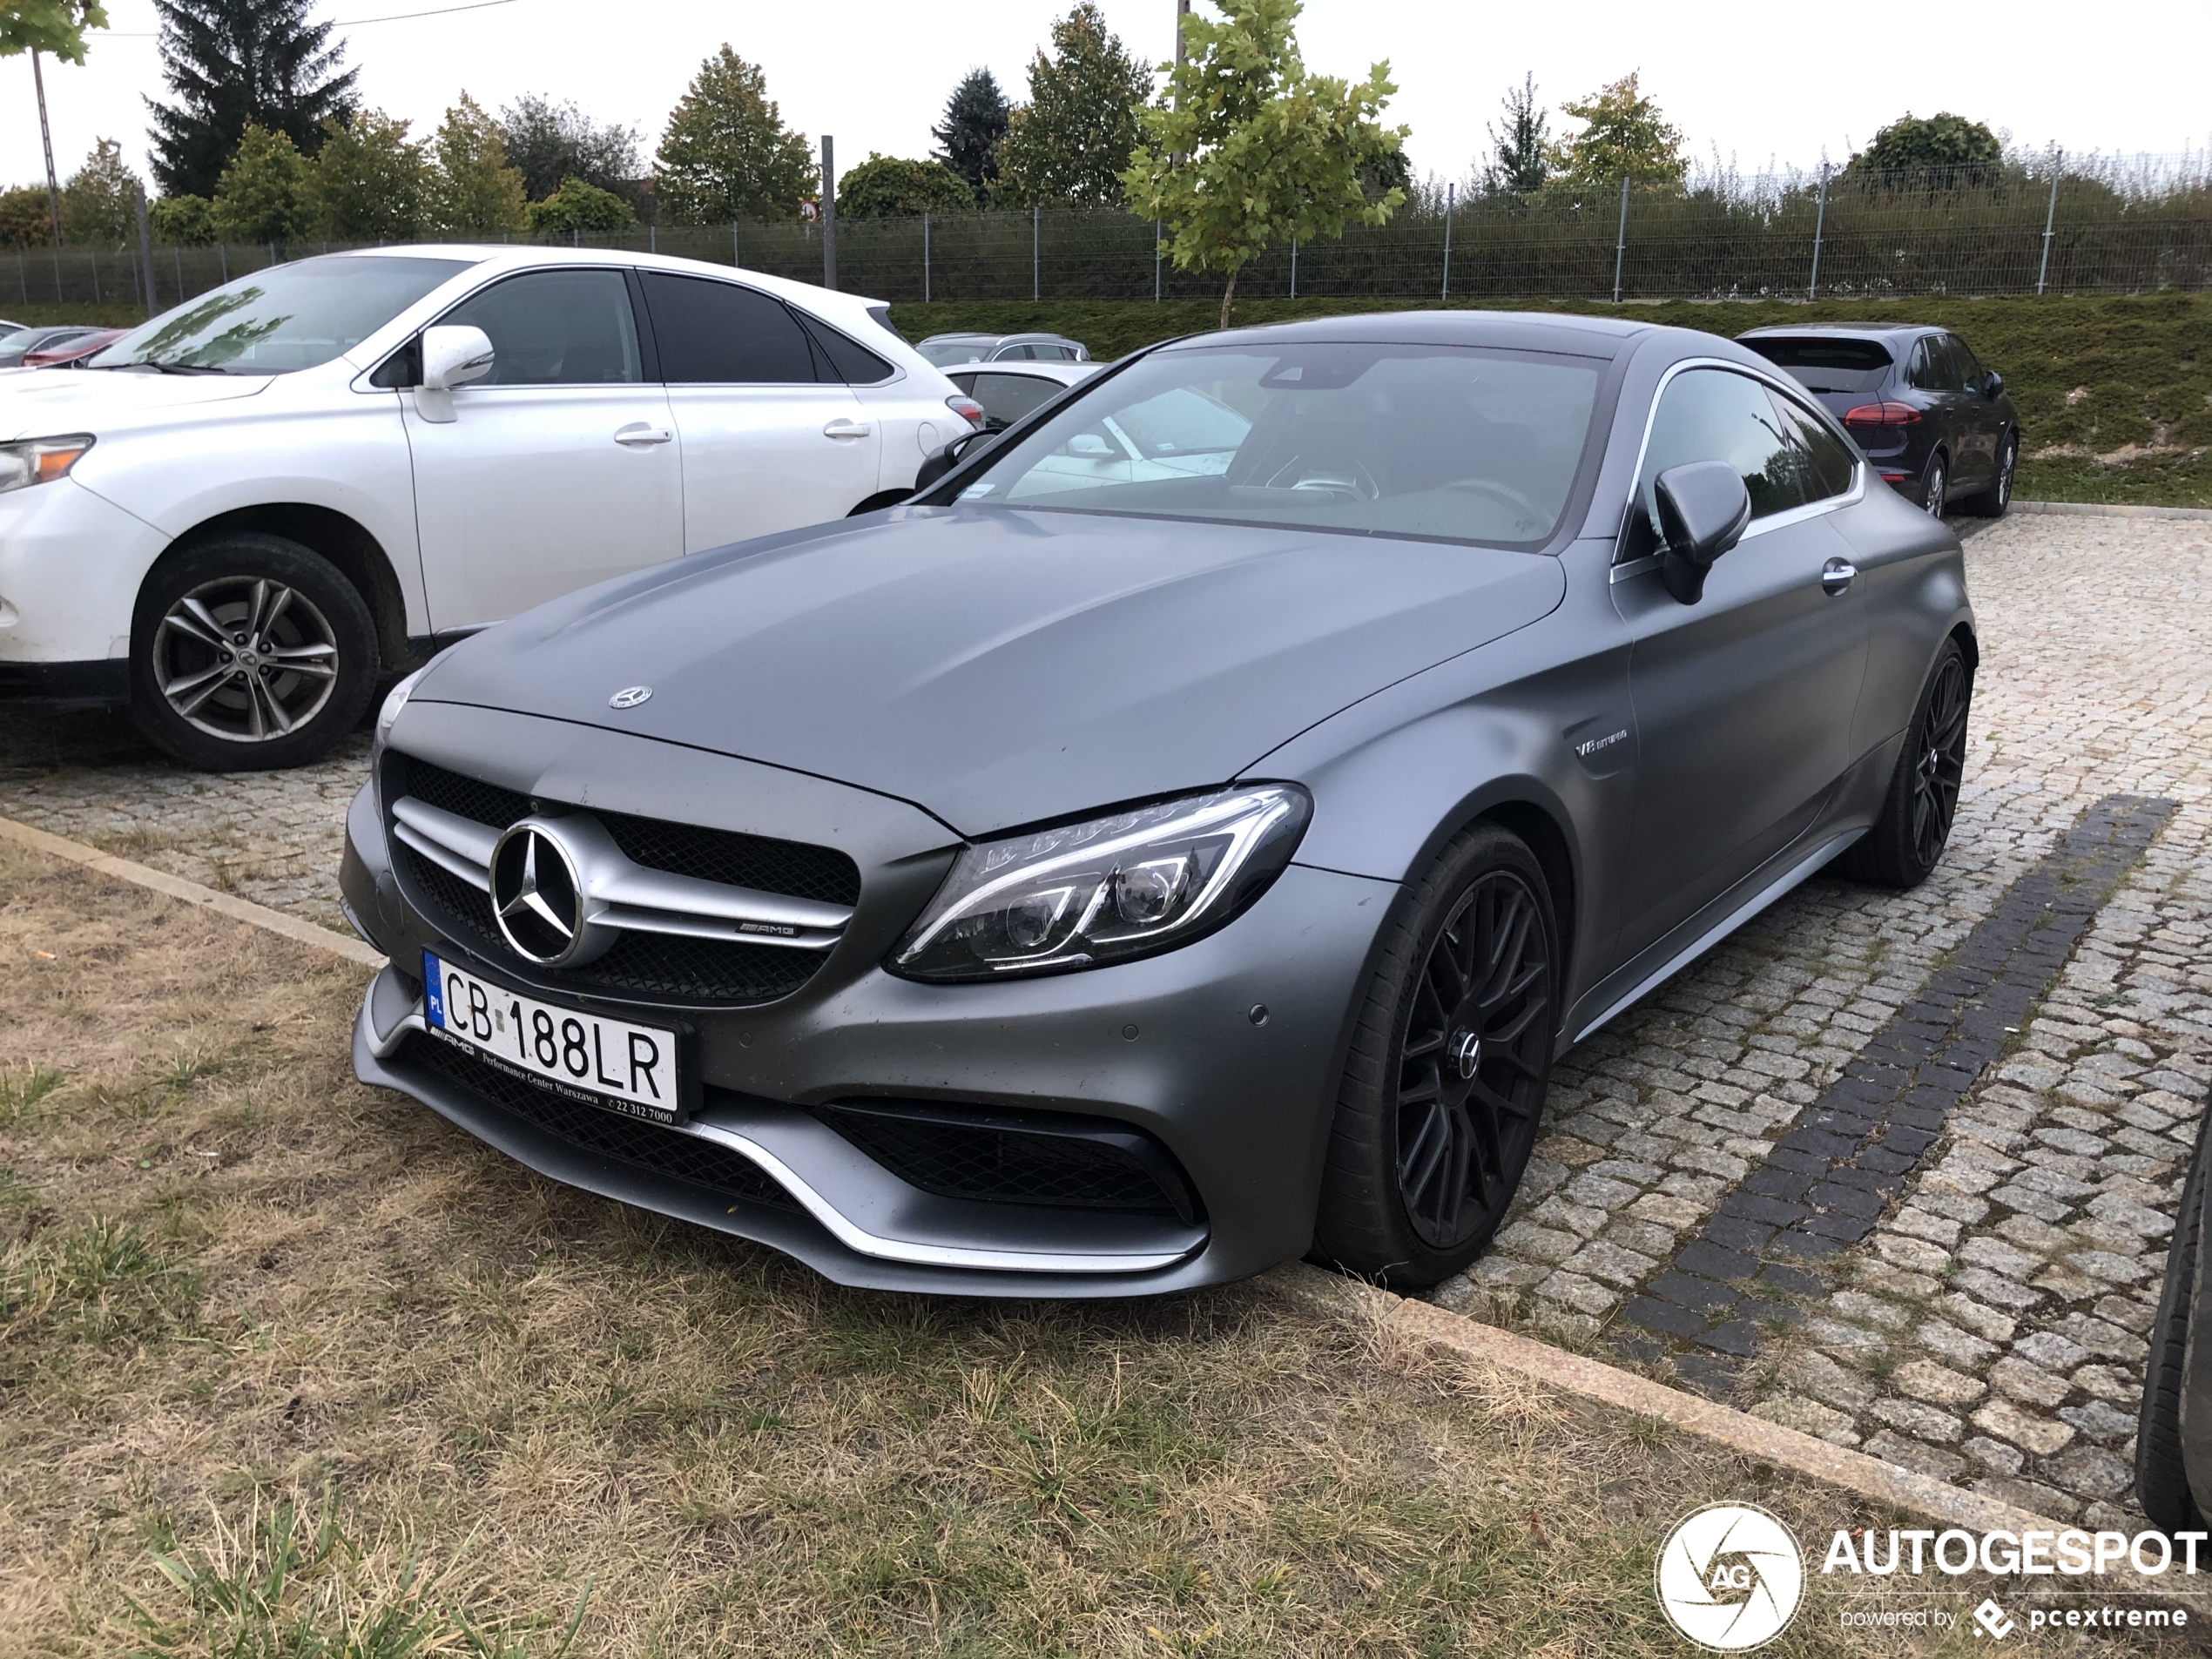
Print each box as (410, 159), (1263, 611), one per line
(885, 292), (2212, 507)
(0, 837), (2174, 1654)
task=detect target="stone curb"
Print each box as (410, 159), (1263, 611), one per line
(0, 813), (385, 971)
(2013, 500), (2212, 522)
(1266, 1262), (2069, 1535)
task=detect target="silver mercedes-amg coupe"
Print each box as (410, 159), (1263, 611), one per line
(343, 311), (1973, 1296)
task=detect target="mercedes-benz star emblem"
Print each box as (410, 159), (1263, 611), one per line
(490, 824), (585, 963)
(609, 685), (653, 709)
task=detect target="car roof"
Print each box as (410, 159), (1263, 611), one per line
(1737, 322), (1940, 341)
(329, 243), (896, 315)
(1173, 307), (1654, 359)
(939, 358), (1093, 380)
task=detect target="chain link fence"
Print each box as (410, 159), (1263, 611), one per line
(9, 151), (2208, 317)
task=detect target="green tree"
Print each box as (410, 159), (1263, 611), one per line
(990, 3), (1150, 208)
(211, 123), (311, 241)
(836, 154), (974, 219)
(146, 0), (357, 197)
(0, 185), (57, 245)
(307, 107), (428, 239)
(1551, 71), (1685, 192)
(1849, 112), (2002, 185)
(930, 67), (1009, 203)
(3, 0), (110, 63)
(430, 92), (526, 235)
(1484, 71), (1549, 197)
(496, 92), (637, 201)
(1123, 0), (1405, 328)
(524, 176), (634, 234)
(61, 137), (140, 245)
(149, 192), (216, 241)
(653, 45), (815, 224)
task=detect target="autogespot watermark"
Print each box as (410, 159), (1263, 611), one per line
(1657, 1506), (2208, 1648)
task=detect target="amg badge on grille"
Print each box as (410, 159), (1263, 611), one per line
(608, 685), (653, 709)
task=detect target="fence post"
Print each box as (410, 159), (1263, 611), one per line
(2037, 149), (2062, 295)
(649, 224), (656, 253)
(51, 245), (61, 304)
(219, 244), (228, 283)
(172, 245), (184, 300)
(923, 212), (930, 303)
(821, 135), (838, 290)
(1612, 175), (1629, 304)
(1290, 236), (1297, 299)
(90, 249), (99, 305)
(1441, 183), (1453, 300)
(1808, 162), (1829, 299)
(1032, 206), (1040, 301)
(732, 223), (739, 267)
(1154, 219), (1162, 301)
(135, 184), (157, 317)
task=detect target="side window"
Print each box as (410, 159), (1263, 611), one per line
(638, 273), (818, 383)
(968, 371), (1062, 433)
(1946, 334), (1985, 389)
(438, 269), (641, 387)
(795, 312), (894, 384)
(1905, 339), (1943, 392)
(1626, 368), (1806, 558)
(1768, 388), (1858, 503)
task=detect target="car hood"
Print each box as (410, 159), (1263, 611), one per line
(0, 368), (269, 437)
(418, 507), (1567, 838)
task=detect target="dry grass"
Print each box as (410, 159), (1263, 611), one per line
(0, 840), (2182, 1656)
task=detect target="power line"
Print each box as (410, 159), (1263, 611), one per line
(96, 0), (521, 37)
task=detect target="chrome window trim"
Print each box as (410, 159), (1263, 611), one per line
(1614, 355), (1865, 565)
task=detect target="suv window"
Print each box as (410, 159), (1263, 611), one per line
(1906, 336), (1953, 393)
(1739, 335), (1892, 395)
(1627, 368), (1805, 558)
(1945, 334), (1986, 390)
(795, 312), (894, 383)
(1767, 388), (1858, 502)
(439, 269), (641, 386)
(967, 371), (1062, 432)
(639, 273), (817, 383)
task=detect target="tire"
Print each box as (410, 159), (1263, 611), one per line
(1919, 453), (1948, 516)
(129, 534), (379, 772)
(2139, 1106), (2211, 1536)
(1836, 637), (1973, 891)
(1959, 432), (2017, 518)
(1312, 822), (1559, 1287)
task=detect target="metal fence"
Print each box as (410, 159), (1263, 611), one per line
(10, 150), (2209, 317)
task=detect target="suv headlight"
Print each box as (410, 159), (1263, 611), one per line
(890, 785), (1310, 981)
(0, 434), (94, 495)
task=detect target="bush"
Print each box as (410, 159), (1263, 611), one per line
(836, 154), (974, 220)
(0, 185), (55, 246)
(525, 176), (635, 234)
(149, 193), (217, 245)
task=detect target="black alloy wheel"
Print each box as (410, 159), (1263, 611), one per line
(2138, 1101), (2211, 1535)
(1919, 455), (1948, 516)
(1838, 637), (1974, 890)
(131, 533), (379, 772)
(1962, 433), (2017, 518)
(1313, 822), (1559, 1285)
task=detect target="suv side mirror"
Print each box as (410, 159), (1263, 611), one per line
(1654, 462), (1750, 605)
(913, 428), (993, 493)
(1984, 370), (2004, 399)
(422, 325), (495, 392)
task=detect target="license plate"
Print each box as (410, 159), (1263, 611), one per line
(423, 951), (684, 1125)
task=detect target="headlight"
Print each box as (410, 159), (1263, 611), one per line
(0, 434), (94, 495)
(373, 664), (427, 756)
(890, 785), (1310, 981)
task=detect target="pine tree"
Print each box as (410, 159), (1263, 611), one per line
(991, 3), (1150, 209)
(653, 45), (815, 224)
(1484, 73), (1550, 197)
(62, 138), (142, 246)
(145, 0), (357, 198)
(930, 69), (1009, 202)
(431, 93), (527, 235)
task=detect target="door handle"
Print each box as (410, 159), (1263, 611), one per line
(1820, 556), (1858, 597)
(614, 423), (672, 446)
(822, 419), (873, 440)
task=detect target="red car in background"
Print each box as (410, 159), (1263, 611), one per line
(22, 327), (129, 368)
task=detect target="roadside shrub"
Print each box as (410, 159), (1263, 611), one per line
(525, 177), (634, 234)
(149, 193), (216, 245)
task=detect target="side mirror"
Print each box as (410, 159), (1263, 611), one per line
(1984, 370), (2004, 400)
(421, 325), (495, 392)
(1653, 462), (1750, 605)
(914, 428), (993, 493)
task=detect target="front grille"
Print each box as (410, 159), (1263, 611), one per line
(387, 753), (855, 1006)
(814, 1100), (1199, 1222)
(404, 1032), (795, 1210)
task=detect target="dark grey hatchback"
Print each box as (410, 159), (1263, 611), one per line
(343, 312), (1975, 1296)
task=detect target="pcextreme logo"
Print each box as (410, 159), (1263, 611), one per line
(1656, 1503), (1806, 1650)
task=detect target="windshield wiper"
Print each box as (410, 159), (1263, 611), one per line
(98, 360), (230, 374)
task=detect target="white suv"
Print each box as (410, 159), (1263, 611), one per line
(0, 246), (975, 769)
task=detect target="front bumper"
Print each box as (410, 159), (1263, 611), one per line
(0, 477), (169, 671)
(342, 746), (1394, 1297)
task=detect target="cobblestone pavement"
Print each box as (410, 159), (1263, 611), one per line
(3, 514), (2206, 1524)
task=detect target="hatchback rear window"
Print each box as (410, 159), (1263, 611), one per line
(1740, 336), (1893, 395)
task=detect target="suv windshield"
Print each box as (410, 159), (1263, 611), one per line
(1740, 336), (1894, 395)
(89, 254), (471, 374)
(919, 337), (994, 366)
(948, 341), (1602, 549)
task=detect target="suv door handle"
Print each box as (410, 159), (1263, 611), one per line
(614, 423), (672, 446)
(1820, 556), (1857, 597)
(822, 419), (873, 440)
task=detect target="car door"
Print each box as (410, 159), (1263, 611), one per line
(634, 273), (880, 555)
(1907, 334), (1979, 494)
(1941, 334), (2000, 484)
(1610, 365), (1871, 958)
(406, 266), (681, 631)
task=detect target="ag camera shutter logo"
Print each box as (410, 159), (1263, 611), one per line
(1656, 1502), (1805, 1650)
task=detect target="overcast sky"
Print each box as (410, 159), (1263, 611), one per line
(6, 0), (2209, 199)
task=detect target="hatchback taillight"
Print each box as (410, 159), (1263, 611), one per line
(946, 395), (985, 426)
(1843, 401), (1920, 428)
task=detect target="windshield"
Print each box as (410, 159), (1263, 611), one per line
(919, 337), (993, 366)
(949, 341), (1602, 548)
(88, 255), (472, 375)
(1741, 336), (1894, 395)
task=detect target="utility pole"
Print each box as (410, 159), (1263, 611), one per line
(820, 135), (837, 291)
(1808, 162), (1830, 299)
(2037, 148), (2062, 296)
(1170, 0), (1190, 165)
(135, 184), (157, 317)
(1611, 175), (1629, 304)
(33, 49), (64, 247)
